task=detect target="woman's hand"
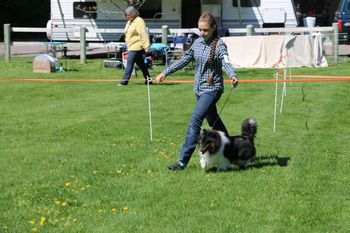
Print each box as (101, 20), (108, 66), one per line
(156, 73), (166, 84)
(231, 76), (238, 88)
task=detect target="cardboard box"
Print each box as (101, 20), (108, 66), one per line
(33, 61), (55, 73)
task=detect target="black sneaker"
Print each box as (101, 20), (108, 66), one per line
(145, 77), (153, 85)
(119, 80), (128, 86)
(168, 161), (185, 171)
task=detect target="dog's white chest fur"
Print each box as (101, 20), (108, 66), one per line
(199, 131), (231, 171)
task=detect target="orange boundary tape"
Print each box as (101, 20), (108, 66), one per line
(0, 78), (118, 83)
(0, 75), (350, 83)
(276, 74), (350, 79)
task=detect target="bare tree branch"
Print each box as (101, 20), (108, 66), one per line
(125, 0), (146, 9)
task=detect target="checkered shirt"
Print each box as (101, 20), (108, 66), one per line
(163, 37), (237, 95)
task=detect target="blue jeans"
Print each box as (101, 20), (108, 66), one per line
(121, 50), (150, 84)
(179, 91), (229, 166)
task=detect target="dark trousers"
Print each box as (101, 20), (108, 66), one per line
(179, 91), (229, 166)
(121, 50), (150, 84)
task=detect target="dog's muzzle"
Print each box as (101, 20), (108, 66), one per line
(200, 145), (209, 154)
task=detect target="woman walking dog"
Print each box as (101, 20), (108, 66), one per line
(156, 12), (239, 171)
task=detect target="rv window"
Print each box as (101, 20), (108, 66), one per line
(73, 2), (97, 19)
(203, 0), (221, 4)
(232, 0), (261, 7)
(138, 0), (162, 19)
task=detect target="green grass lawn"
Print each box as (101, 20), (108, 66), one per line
(0, 57), (350, 232)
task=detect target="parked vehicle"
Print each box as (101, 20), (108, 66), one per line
(47, 0), (298, 42)
(335, 0), (350, 44)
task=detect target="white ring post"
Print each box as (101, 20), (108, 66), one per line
(273, 72), (278, 133)
(289, 67), (292, 85)
(147, 78), (153, 141)
(280, 68), (287, 113)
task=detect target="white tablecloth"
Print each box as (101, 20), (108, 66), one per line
(221, 34), (328, 68)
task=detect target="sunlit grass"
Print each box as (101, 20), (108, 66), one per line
(0, 57), (350, 232)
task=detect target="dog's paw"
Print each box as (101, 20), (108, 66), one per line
(200, 162), (208, 169)
(199, 158), (208, 169)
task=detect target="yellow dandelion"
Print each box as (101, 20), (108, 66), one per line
(61, 201), (68, 207)
(54, 199), (61, 205)
(122, 207), (129, 213)
(49, 219), (57, 226)
(32, 227), (38, 232)
(112, 208), (117, 213)
(65, 182), (72, 188)
(29, 220), (35, 225)
(39, 216), (46, 226)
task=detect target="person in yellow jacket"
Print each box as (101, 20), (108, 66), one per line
(119, 6), (152, 86)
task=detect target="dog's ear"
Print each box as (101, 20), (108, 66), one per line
(198, 132), (202, 143)
(198, 129), (207, 143)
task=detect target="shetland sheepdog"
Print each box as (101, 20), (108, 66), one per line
(198, 118), (257, 171)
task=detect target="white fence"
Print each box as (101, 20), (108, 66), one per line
(3, 23), (339, 64)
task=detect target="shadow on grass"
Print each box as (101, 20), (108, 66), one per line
(64, 53), (108, 59)
(204, 155), (290, 173)
(251, 155), (290, 168)
(61, 68), (80, 72)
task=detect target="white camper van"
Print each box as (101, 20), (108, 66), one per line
(222, 0), (298, 28)
(47, 0), (298, 42)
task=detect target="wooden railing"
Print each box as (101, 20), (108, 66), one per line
(3, 23), (339, 64)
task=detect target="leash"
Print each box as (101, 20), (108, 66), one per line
(301, 84), (310, 130)
(212, 87), (234, 128)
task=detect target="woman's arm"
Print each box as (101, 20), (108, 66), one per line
(136, 18), (150, 50)
(157, 45), (194, 83)
(217, 40), (238, 87)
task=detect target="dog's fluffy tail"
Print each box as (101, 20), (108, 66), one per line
(241, 118), (257, 141)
